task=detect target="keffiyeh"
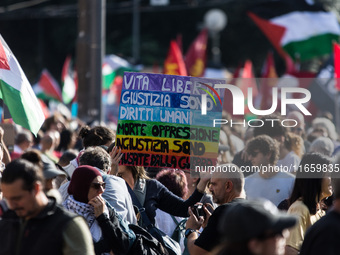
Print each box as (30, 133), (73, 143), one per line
(63, 195), (108, 242)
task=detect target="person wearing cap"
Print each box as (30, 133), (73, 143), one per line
(63, 165), (133, 255)
(185, 164), (245, 255)
(245, 135), (295, 206)
(214, 199), (297, 255)
(0, 159), (95, 255)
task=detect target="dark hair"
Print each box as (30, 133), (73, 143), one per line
(156, 169), (188, 198)
(1, 159), (44, 191)
(21, 149), (43, 169)
(58, 150), (78, 167)
(289, 153), (332, 214)
(57, 129), (75, 152)
(79, 126), (115, 148)
(15, 131), (32, 145)
(79, 146), (111, 173)
(43, 113), (65, 131)
(246, 135), (279, 165)
(253, 115), (287, 138)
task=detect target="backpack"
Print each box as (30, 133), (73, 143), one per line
(128, 224), (169, 255)
(170, 216), (186, 243)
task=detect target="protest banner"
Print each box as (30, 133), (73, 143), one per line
(116, 72), (225, 170)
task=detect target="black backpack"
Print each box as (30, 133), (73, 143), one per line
(128, 224), (169, 255)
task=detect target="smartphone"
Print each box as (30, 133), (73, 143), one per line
(192, 204), (205, 218)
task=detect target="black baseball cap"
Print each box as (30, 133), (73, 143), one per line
(220, 199), (297, 242)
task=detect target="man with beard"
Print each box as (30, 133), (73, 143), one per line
(0, 159), (94, 255)
(185, 164), (245, 254)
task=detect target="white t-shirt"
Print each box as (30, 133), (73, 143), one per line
(244, 171), (295, 206)
(277, 151), (301, 173)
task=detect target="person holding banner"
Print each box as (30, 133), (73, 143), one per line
(117, 165), (210, 225)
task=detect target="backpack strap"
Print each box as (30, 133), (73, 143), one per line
(126, 182), (153, 229)
(170, 215), (179, 225)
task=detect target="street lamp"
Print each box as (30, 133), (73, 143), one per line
(204, 9), (227, 67)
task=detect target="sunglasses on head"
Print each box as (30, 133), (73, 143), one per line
(91, 182), (106, 190)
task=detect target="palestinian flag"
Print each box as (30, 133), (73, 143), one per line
(34, 69), (63, 102)
(102, 55), (136, 90)
(248, 0), (340, 61)
(61, 55), (77, 104)
(0, 35), (44, 135)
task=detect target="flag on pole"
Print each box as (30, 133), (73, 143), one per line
(0, 35), (44, 135)
(248, 0), (340, 61)
(102, 55), (136, 90)
(260, 51), (278, 110)
(34, 69), (63, 102)
(237, 60), (258, 119)
(61, 55), (77, 104)
(163, 40), (187, 76)
(185, 28), (208, 77)
(334, 43), (340, 91)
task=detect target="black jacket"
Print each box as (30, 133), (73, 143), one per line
(142, 179), (204, 225)
(0, 198), (76, 255)
(94, 207), (131, 255)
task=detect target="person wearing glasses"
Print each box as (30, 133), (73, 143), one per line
(244, 135), (295, 206)
(63, 165), (132, 255)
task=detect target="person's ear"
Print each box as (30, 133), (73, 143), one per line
(225, 180), (233, 193)
(32, 181), (43, 195)
(266, 151), (272, 161)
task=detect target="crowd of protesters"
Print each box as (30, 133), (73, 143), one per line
(0, 110), (340, 255)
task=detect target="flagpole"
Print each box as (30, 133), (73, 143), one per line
(77, 0), (105, 123)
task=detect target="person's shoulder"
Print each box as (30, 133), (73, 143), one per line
(104, 174), (125, 184)
(215, 199), (244, 213)
(288, 199), (309, 215)
(245, 172), (259, 183)
(245, 172), (258, 179)
(146, 178), (160, 187)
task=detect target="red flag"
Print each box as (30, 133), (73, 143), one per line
(238, 60), (258, 117)
(334, 43), (340, 91)
(163, 40), (187, 76)
(185, 29), (208, 77)
(38, 69), (63, 102)
(238, 60), (258, 96)
(223, 64), (241, 117)
(260, 51), (278, 110)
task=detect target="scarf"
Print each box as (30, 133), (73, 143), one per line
(63, 195), (108, 242)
